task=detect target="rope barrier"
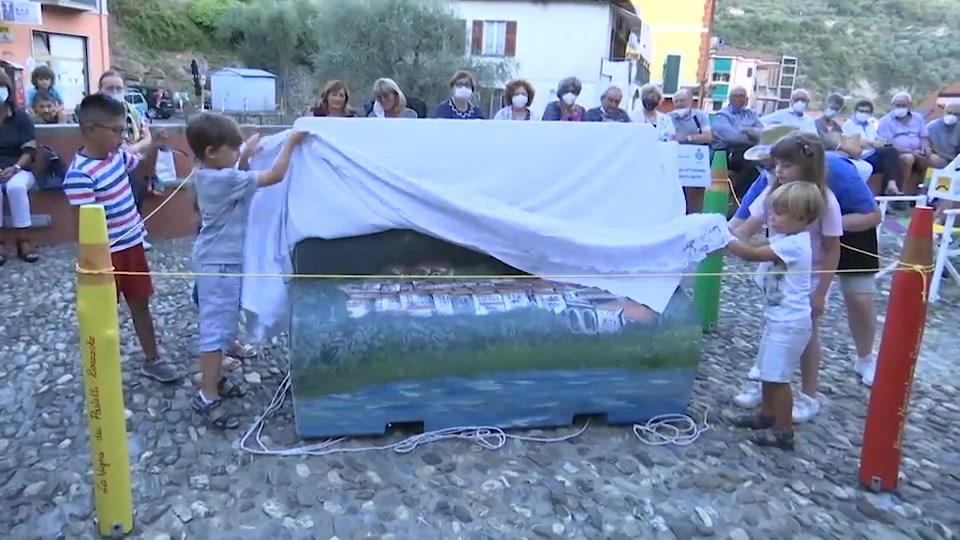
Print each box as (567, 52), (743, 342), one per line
(70, 169), (931, 299)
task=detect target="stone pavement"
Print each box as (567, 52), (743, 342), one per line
(1, 238), (958, 540)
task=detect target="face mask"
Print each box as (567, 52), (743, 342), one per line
(512, 94), (528, 107)
(824, 108), (838, 118)
(855, 112), (871, 123)
(0, 88), (8, 102)
(104, 91), (124, 102)
(944, 113), (958, 126)
(642, 99), (658, 110)
(792, 101), (807, 113)
(561, 92), (577, 105)
(893, 107), (909, 118)
(674, 108), (690, 117)
(453, 86), (472, 100)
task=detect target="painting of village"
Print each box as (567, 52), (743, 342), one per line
(289, 262), (702, 398)
(337, 264), (658, 333)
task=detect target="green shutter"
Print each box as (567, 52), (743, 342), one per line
(710, 84), (728, 101)
(662, 54), (681, 94)
(712, 57), (733, 72)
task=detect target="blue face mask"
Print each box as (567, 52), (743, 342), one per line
(0, 87), (8, 102)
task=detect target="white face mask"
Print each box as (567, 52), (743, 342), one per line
(453, 86), (472, 100)
(562, 92), (577, 105)
(104, 91), (125, 103)
(792, 100), (807, 113)
(512, 94), (528, 107)
(893, 107), (909, 118)
(674, 108), (690, 117)
(0, 88), (8, 102)
(855, 112), (871, 123)
(943, 113), (958, 126)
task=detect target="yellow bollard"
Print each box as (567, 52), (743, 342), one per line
(76, 205), (134, 537)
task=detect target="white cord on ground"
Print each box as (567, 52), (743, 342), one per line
(238, 372), (710, 456)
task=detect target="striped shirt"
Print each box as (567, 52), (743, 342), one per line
(63, 149), (144, 253)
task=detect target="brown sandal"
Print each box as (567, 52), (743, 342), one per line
(15, 240), (38, 263)
(732, 413), (775, 430)
(751, 429), (795, 450)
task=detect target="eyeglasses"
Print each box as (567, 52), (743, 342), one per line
(95, 124), (126, 135)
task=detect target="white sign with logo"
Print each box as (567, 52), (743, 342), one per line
(928, 154), (960, 203)
(658, 142), (711, 188)
(1, 1), (41, 25)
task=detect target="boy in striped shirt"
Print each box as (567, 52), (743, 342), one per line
(63, 94), (183, 383)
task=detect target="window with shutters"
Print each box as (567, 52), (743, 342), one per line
(470, 20), (517, 57)
(662, 54), (682, 95)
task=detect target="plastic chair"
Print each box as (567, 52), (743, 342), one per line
(875, 194), (928, 279)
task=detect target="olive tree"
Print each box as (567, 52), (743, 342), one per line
(308, 0), (512, 108)
(215, 0), (323, 109)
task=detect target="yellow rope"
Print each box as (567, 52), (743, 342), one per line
(75, 170), (930, 301)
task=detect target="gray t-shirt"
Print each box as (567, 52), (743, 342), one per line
(670, 109), (710, 139)
(192, 167), (259, 265)
(927, 119), (960, 161)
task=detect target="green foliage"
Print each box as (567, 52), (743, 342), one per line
(112, 0), (213, 52)
(215, 0), (324, 74)
(307, 0), (512, 105)
(186, 0), (239, 32)
(714, 0), (960, 103)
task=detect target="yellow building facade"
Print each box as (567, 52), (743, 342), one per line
(630, 0), (713, 95)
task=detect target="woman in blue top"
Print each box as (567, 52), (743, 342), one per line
(730, 133), (883, 411)
(433, 71), (485, 120)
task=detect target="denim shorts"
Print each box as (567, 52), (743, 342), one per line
(195, 263), (242, 353)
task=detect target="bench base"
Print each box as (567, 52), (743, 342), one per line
(2, 214), (52, 229)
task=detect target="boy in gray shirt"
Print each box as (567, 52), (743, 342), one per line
(186, 112), (307, 429)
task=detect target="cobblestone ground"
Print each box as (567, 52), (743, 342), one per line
(1, 238), (958, 540)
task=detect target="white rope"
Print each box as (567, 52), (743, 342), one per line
(238, 371), (711, 455)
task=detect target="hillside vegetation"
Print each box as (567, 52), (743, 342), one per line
(713, 0), (960, 103)
(111, 0), (960, 106)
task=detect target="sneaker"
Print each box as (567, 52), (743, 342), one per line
(734, 382), (763, 408)
(854, 354), (875, 377)
(140, 359), (183, 383)
(143, 239), (152, 251)
(861, 359), (877, 387)
(792, 392), (821, 424)
(747, 366), (761, 381)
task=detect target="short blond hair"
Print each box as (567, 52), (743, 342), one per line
(372, 78), (407, 110)
(769, 181), (824, 225)
(640, 84), (663, 103)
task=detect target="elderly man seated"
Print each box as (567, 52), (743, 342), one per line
(927, 102), (960, 168)
(669, 89), (712, 145)
(668, 88), (713, 213)
(760, 88), (818, 134)
(583, 86), (630, 122)
(711, 86), (764, 196)
(815, 93), (845, 139)
(841, 99), (902, 195)
(877, 91), (932, 195)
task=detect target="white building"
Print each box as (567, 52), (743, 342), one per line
(456, 0), (653, 119)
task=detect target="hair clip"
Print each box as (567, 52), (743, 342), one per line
(796, 137), (814, 157)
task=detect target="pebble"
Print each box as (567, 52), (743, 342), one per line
(0, 238), (956, 538)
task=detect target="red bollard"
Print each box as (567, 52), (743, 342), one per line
(859, 205), (934, 492)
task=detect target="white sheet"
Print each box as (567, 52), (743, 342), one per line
(241, 118), (732, 339)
